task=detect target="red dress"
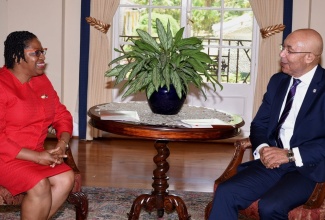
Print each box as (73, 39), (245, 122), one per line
(0, 66), (72, 196)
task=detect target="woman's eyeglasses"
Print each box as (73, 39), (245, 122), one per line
(25, 48), (47, 57)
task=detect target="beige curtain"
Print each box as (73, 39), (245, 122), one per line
(249, 0), (284, 117)
(86, 0), (120, 140)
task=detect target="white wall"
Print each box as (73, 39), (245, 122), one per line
(0, 0), (8, 65)
(292, 0), (325, 66)
(310, 0), (325, 66)
(62, 0), (81, 135)
(5, 0), (64, 93)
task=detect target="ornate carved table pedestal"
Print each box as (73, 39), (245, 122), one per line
(88, 102), (244, 220)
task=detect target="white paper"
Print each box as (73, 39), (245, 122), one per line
(99, 110), (140, 122)
(181, 119), (230, 128)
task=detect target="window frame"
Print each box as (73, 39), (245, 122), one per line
(113, 0), (255, 85)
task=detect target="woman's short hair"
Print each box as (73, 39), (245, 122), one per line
(4, 31), (37, 68)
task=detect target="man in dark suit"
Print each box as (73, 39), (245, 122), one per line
(208, 28), (325, 220)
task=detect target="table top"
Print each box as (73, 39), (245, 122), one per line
(88, 102), (245, 141)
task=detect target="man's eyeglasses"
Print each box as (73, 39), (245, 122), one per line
(25, 48), (47, 57)
(279, 45), (311, 55)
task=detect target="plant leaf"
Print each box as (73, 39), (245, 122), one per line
(190, 52), (214, 64)
(152, 66), (161, 90)
(122, 71), (147, 98)
(176, 70), (189, 93)
(178, 67), (202, 87)
(105, 65), (124, 77)
(136, 29), (160, 52)
(170, 70), (184, 99)
(128, 59), (145, 79)
(178, 44), (203, 51)
(176, 37), (202, 47)
(130, 50), (147, 60)
(179, 49), (201, 56)
(187, 58), (207, 73)
(158, 53), (167, 70)
(156, 18), (168, 51)
(113, 48), (123, 53)
(116, 61), (138, 84)
(108, 54), (130, 66)
(162, 64), (171, 87)
(174, 27), (184, 43)
(146, 83), (155, 99)
(134, 39), (158, 53)
(166, 21), (173, 50)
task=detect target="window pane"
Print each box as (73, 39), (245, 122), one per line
(123, 0), (181, 6)
(202, 38), (220, 47)
(152, 0), (181, 6)
(191, 10), (221, 37)
(221, 11), (253, 41)
(116, 0), (253, 85)
(119, 7), (144, 37)
(192, 0), (221, 7)
(224, 0), (250, 8)
(135, 9), (181, 36)
(206, 48), (219, 77)
(119, 7), (181, 38)
(121, 0), (148, 5)
(220, 48), (251, 84)
(150, 9), (181, 36)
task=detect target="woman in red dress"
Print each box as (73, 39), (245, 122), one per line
(0, 31), (74, 219)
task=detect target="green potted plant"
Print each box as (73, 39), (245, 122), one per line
(105, 18), (223, 114)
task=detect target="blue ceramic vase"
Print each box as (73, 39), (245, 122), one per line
(147, 85), (186, 115)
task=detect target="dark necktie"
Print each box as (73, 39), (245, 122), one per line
(275, 78), (301, 148)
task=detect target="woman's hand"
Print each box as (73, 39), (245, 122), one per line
(38, 147), (67, 167)
(17, 147), (67, 167)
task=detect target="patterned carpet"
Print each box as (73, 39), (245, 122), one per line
(0, 187), (214, 220)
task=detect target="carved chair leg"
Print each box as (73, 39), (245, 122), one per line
(205, 200), (213, 220)
(67, 192), (89, 220)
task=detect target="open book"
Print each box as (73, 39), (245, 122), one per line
(99, 110), (140, 122)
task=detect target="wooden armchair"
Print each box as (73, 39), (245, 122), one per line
(0, 146), (89, 220)
(205, 138), (325, 220)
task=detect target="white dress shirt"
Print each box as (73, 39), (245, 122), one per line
(253, 66), (317, 167)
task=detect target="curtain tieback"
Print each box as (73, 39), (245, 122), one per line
(86, 17), (111, 34)
(260, 24), (286, 38)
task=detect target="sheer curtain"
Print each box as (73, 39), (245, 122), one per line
(86, 0), (120, 140)
(249, 0), (284, 116)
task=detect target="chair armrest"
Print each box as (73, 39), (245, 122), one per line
(304, 182), (325, 209)
(64, 148), (80, 175)
(215, 138), (252, 185)
(206, 138), (252, 219)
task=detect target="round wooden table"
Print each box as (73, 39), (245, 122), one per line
(88, 104), (244, 220)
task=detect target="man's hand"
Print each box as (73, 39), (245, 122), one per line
(259, 147), (289, 169)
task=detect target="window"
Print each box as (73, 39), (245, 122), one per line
(114, 0), (253, 84)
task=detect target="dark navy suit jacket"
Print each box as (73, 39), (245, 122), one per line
(250, 65), (325, 182)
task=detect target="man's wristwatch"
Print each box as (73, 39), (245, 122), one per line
(287, 149), (295, 162)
